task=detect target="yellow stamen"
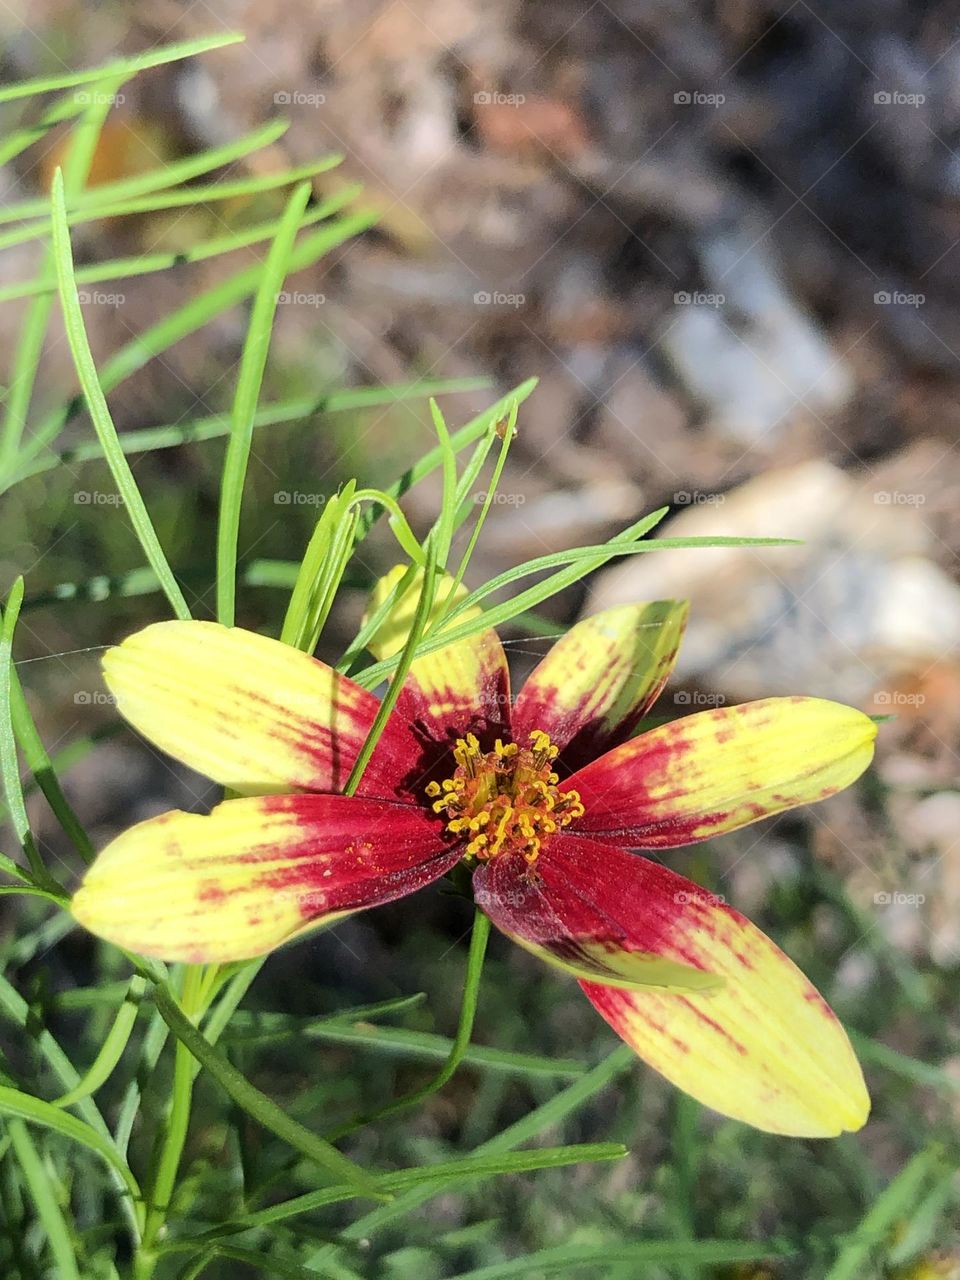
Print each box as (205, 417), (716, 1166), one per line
(428, 730), (584, 864)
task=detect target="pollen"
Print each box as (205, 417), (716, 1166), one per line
(426, 730), (585, 863)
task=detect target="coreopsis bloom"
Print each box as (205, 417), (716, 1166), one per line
(73, 572), (877, 1136)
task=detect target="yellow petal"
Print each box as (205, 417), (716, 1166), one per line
(362, 564), (481, 661)
(513, 601), (689, 770)
(481, 834), (868, 1135)
(102, 621), (406, 796)
(72, 793), (458, 962)
(364, 568), (510, 786)
(571, 697), (877, 847)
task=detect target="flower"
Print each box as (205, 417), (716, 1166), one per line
(72, 571), (877, 1136)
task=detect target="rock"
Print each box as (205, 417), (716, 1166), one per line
(659, 233), (855, 445)
(586, 459), (960, 703)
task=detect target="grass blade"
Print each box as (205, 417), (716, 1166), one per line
(0, 1085), (142, 1217)
(217, 180), (312, 625)
(303, 1046), (636, 1268)
(7, 1119), (82, 1280)
(152, 982), (382, 1198)
(0, 33), (244, 103)
(49, 168), (191, 620)
(52, 976), (147, 1108)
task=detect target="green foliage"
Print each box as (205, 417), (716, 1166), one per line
(0, 33), (957, 1280)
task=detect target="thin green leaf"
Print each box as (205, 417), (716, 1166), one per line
(7, 378), (488, 491)
(343, 540), (439, 794)
(49, 168), (192, 620)
(0, 580), (60, 892)
(0, 1085), (142, 1215)
(244, 1012), (585, 1080)
(0, 119), (300, 231)
(52, 976), (147, 1108)
(151, 982), (383, 1198)
(0, 972), (139, 1243)
(23, 208), (376, 474)
(217, 179), (313, 625)
(163, 1143), (626, 1247)
(354, 530), (798, 689)
(352, 378), (538, 542)
(326, 910), (491, 1140)
(0, 191), (346, 305)
(443, 1241), (795, 1278)
(1, 82), (117, 471)
(0, 33), (244, 103)
(7, 1119), (82, 1280)
(9, 666), (95, 862)
(825, 1144), (945, 1280)
(304, 1046), (636, 1268)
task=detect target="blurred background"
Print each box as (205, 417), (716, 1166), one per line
(3, 2), (960, 1277)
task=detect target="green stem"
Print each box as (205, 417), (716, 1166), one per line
(135, 966), (206, 1279)
(325, 908), (491, 1140)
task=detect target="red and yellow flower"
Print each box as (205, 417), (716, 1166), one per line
(72, 572), (877, 1137)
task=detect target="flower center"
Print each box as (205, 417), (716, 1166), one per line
(426, 730), (584, 863)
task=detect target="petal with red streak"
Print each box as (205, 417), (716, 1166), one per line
(364, 567), (511, 798)
(72, 794), (459, 962)
(473, 848), (721, 992)
(102, 621), (409, 799)
(512, 601), (688, 772)
(482, 834), (869, 1136)
(570, 697), (877, 848)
